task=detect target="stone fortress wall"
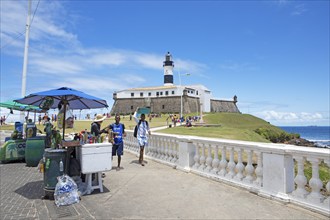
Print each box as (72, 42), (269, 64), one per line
(111, 95), (240, 115)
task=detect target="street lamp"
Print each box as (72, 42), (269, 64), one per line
(178, 72), (190, 119)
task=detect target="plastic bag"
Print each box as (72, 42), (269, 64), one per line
(54, 175), (80, 206)
(57, 105), (74, 129)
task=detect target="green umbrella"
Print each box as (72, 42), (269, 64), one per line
(0, 100), (42, 112)
(0, 100), (44, 122)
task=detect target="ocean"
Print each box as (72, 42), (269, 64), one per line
(280, 126), (330, 148)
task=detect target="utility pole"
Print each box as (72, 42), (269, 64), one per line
(21, 0), (32, 122)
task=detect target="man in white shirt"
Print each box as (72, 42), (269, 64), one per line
(133, 108), (151, 166)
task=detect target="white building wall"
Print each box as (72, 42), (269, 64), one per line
(115, 84), (212, 112)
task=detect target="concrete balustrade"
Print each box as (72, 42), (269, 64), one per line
(124, 131), (330, 216)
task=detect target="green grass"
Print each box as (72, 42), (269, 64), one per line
(158, 113), (284, 142)
(0, 116), (168, 135)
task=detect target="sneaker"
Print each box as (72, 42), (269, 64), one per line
(102, 173), (106, 178)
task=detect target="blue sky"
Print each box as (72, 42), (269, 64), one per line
(1, 0), (329, 126)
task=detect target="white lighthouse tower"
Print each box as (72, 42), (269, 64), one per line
(163, 52), (174, 86)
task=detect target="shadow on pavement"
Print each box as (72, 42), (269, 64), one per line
(130, 160), (149, 165)
(15, 180), (44, 199)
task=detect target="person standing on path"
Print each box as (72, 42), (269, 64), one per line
(44, 116), (53, 148)
(109, 115), (126, 170)
(133, 108), (151, 166)
(90, 114), (107, 143)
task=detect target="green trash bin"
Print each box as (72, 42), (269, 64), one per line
(0, 139), (26, 163)
(25, 136), (46, 167)
(43, 148), (68, 199)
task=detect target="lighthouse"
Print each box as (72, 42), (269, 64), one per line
(163, 52), (174, 86)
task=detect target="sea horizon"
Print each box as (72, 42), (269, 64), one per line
(280, 126), (330, 148)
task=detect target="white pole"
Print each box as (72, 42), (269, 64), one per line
(179, 71), (182, 119)
(21, 0), (32, 122)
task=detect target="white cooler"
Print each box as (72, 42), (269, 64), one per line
(77, 143), (112, 193)
(79, 143), (112, 173)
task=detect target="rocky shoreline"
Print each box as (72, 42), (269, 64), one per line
(284, 138), (327, 148)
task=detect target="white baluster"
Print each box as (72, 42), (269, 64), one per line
(157, 138), (161, 158)
(218, 146), (227, 177)
(205, 144), (213, 173)
(199, 143), (206, 171)
(193, 143), (200, 169)
(323, 159), (330, 206)
(243, 149), (254, 184)
(211, 145), (220, 175)
(160, 138), (164, 159)
(148, 138), (153, 156)
(167, 139), (172, 162)
(150, 138), (155, 157)
(225, 147), (236, 179)
(292, 156), (308, 198)
(164, 139), (169, 161)
(173, 140), (179, 163)
(234, 148), (244, 181)
(169, 140), (175, 163)
(162, 138), (167, 161)
(307, 157), (324, 203)
(253, 152), (263, 187)
(168, 139), (173, 162)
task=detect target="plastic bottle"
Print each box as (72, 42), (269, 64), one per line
(59, 159), (64, 172)
(104, 135), (109, 143)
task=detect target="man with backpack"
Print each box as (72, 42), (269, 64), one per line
(109, 115), (126, 170)
(133, 108), (151, 166)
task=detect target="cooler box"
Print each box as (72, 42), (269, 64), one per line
(15, 122), (23, 133)
(78, 143), (112, 174)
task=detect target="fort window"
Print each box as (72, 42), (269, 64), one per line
(131, 106), (133, 110)
(162, 105), (165, 109)
(131, 93), (134, 97)
(156, 92), (159, 96)
(165, 91), (169, 95)
(160, 92), (163, 95)
(140, 92), (143, 97)
(148, 92), (151, 96)
(172, 91), (175, 95)
(196, 91), (198, 95)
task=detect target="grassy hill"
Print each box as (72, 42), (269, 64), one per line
(0, 113), (289, 143)
(158, 113), (286, 143)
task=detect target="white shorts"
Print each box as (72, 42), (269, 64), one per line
(138, 136), (148, 147)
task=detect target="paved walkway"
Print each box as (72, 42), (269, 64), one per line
(1, 151), (328, 219)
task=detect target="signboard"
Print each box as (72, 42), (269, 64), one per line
(136, 107), (150, 118)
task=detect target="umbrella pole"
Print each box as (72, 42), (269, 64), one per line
(34, 110), (36, 123)
(62, 104), (67, 140)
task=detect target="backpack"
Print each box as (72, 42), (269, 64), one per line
(133, 120), (148, 138)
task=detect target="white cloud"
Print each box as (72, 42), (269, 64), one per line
(87, 52), (127, 67)
(291, 4), (308, 16)
(254, 110), (327, 125)
(219, 60), (258, 73)
(30, 58), (84, 75)
(1, 1), (208, 83)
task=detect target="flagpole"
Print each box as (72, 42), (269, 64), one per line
(21, 0), (32, 122)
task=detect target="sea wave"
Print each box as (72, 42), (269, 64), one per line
(312, 140), (330, 148)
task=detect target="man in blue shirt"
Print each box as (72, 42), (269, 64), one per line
(109, 115), (126, 170)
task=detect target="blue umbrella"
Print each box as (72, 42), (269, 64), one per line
(15, 87), (108, 139)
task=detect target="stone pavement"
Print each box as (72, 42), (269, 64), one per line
(0, 151), (328, 220)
